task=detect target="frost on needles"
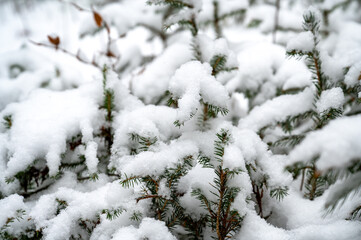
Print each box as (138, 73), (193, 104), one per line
(0, 0), (361, 240)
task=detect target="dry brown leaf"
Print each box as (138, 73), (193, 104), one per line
(47, 35), (60, 46)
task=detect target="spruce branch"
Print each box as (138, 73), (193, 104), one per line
(210, 54), (237, 76)
(198, 154), (214, 168)
(273, 135), (305, 148)
(325, 170), (361, 213)
(55, 198), (68, 215)
(2, 115), (12, 129)
(129, 133), (158, 152)
(164, 16), (198, 36)
(305, 165), (326, 200)
(270, 186), (289, 201)
(101, 65), (115, 154)
(147, 0), (194, 9)
(316, 108), (343, 128)
(192, 130), (243, 239)
(350, 205), (361, 220)
(102, 207), (125, 220)
(252, 182), (265, 218)
(130, 211), (143, 222)
(287, 9), (327, 99)
(120, 174), (143, 188)
(213, 0), (222, 38)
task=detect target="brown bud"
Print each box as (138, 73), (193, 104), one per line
(314, 170), (321, 178)
(93, 11), (103, 27)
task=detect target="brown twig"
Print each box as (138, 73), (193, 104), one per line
(59, 0), (118, 64)
(30, 40), (100, 68)
(216, 168), (225, 239)
(58, 0), (91, 12)
(312, 54), (323, 96)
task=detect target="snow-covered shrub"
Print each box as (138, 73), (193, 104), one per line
(0, 0), (361, 239)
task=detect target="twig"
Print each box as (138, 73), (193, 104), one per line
(58, 0), (91, 12)
(273, 0), (280, 43)
(30, 40), (100, 68)
(19, 182), (53, 198)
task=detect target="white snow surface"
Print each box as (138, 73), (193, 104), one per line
(227, 42), (285, 93)
(1, 83), (101, 176)
(287, 31), (314, 53)
(132, 43), (193, 104)
(345, 61), (361, 87)
(112, 218), (177, 240)
(0, 194), (26, 227)
(239, 88), (314, 131)
(316, 87), (345, 113)
(114, 140), (198, 177)
(169, 61), (229, 123)
(289, 115), (361, 171)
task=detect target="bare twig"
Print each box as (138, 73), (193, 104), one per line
(30, 40), (100, 68)
(273, 0), (280, 43)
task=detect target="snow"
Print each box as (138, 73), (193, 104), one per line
(287, 31), (314, 53)
(289, 220), (361, 240)
(0, 194), (25, 227)
(230, 92), (249, 119)
(345, 61), (361, 87)
(31, 182), (137, 240)
(232, 127), (292, 187)
(239, 88), (314, 131)
(196, 34), (238, 68)
(227, 42), (285, 94)
(112, 218), (177, 240)
(241, 194), (361, 240)
(275, 59), (312, 90)
(289, 115), (361, 171)
(132, 43), (193, 104)
(85, 141), (99, 174)
(169, 61), (229, 124)
(237, 212), (289, 240)
(114, 140), (198, 177)
(223, 144), (245, 170)
(316, 87), (344, 113)
(0, 0), (361, 239)
(1, 83), (101, 177)
(331, 22), (361, 70)
(111, 105), (181, 160)
(325, 172), (361, 212)
(178, 163), (216, 203)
